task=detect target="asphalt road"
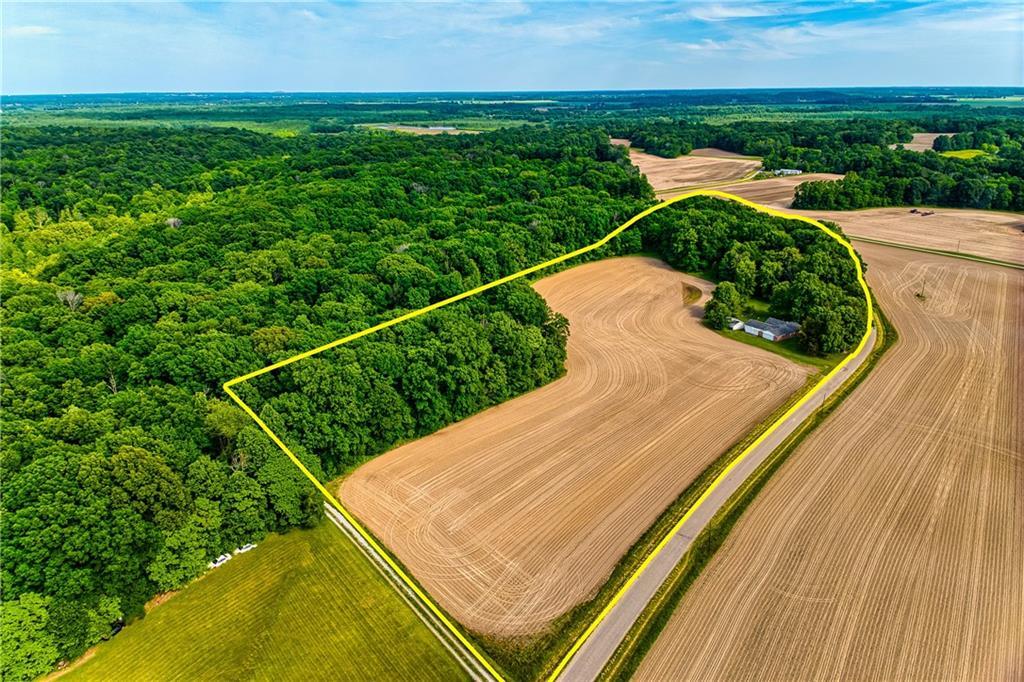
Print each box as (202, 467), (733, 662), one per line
(556, 326), (878, 682)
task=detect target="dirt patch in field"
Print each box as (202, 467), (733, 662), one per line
(340, 257), (809, 636)
(627, 149), (761, 191)
(609, 138), (632, 147)
(893, 132), (952, 152)
(638, 244), (1024, 681)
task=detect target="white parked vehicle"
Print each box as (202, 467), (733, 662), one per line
(234, 543), (257, 554)
(208, 553), (233, 569)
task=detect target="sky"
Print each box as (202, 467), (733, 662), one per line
(3, 0), (1021, 94)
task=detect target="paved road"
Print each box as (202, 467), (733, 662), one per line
(556, 326), (878, 682)
(324, 505), (498, 682)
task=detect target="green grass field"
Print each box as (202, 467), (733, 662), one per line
(940, 148), (989, 159)
(63, 521), (466, 682)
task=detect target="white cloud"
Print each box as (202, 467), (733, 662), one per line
(6, 25), (59, 37)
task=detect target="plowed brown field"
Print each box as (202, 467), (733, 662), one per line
(339, 257), (810, 636)
(637, 244), (1024, 681)
(658, 174), (844, 205)
(626, 149), (761, 191)
(894, 132), (952, 152)
(818, 207), (1023, 266)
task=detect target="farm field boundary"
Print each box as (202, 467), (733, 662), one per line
(222, 190), (875, 682)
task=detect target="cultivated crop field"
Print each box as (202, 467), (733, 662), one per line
(814, 207), (1024, 265)
(63, 522), (466, 682)
(614, 143), (762, 191)
(658, 173), (844, 204)
(636, 244), (1023, 681)
(340, 257), (810, 637)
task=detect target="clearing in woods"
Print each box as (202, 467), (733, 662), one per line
(635, 243), (1023, 681)
(61, 522), (468, 682)
(893, 132), (952, 151)
(610, 140), (762, 191)
(339, 257), (811, 637)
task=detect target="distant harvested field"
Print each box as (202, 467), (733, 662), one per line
(809, 206), (1024, 266)
(623, 147), (761, 191)
(637, 244), (1023, 681)
(659, 174), (843, 206)
(374, 124), (480, 135)
(340, 257), (809, 637)
(894, 132), (952, 152)
(688, 147), (757, 159)
(64, 522), (466, 682)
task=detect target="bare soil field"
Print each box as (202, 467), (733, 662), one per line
(893, 132), (952, 152)
(688, 147), (756, 159)
(638, 244), (1023, 681)
(659, 174), (843, 206)
(622, 148), (761, 191)
(340, 257), (809, 636)
(373, 124), (480, 135)
(815, 207), (1024, 266)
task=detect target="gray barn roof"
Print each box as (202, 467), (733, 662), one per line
(746, 317), (801, 336)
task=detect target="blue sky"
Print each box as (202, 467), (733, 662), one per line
(3, 1), (1021, 94)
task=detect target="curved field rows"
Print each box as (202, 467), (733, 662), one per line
(340, 257), (810, 636)
(658, 173), (843, 205)
(624, 148), (762, 191)
(637, 244), (1023, 681)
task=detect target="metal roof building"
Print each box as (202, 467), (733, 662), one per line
(743, 317), (802, 342)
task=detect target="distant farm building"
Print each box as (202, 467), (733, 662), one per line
(773, 168), (803, 176)
(743, 317), (801, 342)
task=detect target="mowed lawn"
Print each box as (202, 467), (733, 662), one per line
(65, 521), (466, 682)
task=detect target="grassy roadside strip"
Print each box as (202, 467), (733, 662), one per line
(849, 235), (1024, 270)
(596, 303), (897, 682)
(473, 352), (835, 679)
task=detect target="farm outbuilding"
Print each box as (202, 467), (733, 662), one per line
(743, 317), (801, 342)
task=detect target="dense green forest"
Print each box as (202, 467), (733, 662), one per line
(0, 125), (649, 679)
(611, 118), (1024, 211)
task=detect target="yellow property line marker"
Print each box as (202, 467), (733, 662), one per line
(223, 190), (874, 682)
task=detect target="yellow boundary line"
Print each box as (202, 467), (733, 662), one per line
(222, 190), (874, 682)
